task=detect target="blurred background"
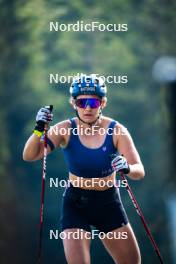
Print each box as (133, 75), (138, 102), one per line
(0, 0), (176, 263)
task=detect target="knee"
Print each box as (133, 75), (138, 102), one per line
(67, 258), (90, 264)
(115, 259), (141, 264)
(66, 253), (90, 264)
(115, 251), (141, 264)
(68, 262), (90, 264)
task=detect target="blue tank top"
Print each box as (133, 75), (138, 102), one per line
(62, 118), (118, 178)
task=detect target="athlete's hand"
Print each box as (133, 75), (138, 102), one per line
(111, 155), (130, 174)
(36, 106), (53, 123)
(35, 106), (53, 132)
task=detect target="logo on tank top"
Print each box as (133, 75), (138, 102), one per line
(102, 146), (107, 151)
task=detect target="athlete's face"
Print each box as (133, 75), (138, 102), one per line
(74, 95), (106, 123)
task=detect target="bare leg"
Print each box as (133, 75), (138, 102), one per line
(62, 228), (92, 264)
(100, 223), (141, 264)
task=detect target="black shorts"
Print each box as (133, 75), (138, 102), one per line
(60, 183), (128, 233)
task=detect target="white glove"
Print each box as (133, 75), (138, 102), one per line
(111, 155), (130, 174)
(36, 106), (53, 123)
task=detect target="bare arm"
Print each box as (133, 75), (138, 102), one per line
(23, 121), (70, 161)
(116, 124), (145, 180)
(23, 133), (47, 161)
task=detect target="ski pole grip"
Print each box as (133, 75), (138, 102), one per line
(110, 153), (125, 161)
(110, 154), (118, 161)
(43, 105), (54, 131)
(49, 105), (53, 112)
(45, 105), (53, 112)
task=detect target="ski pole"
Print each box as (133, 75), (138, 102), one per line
(37, 105), (53, 264)
(111, 154), (164, 263)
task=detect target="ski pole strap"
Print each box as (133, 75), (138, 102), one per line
(33, 129), (55, 150)
(46, 138), (55, 151)
(40, 134), (55, 151)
